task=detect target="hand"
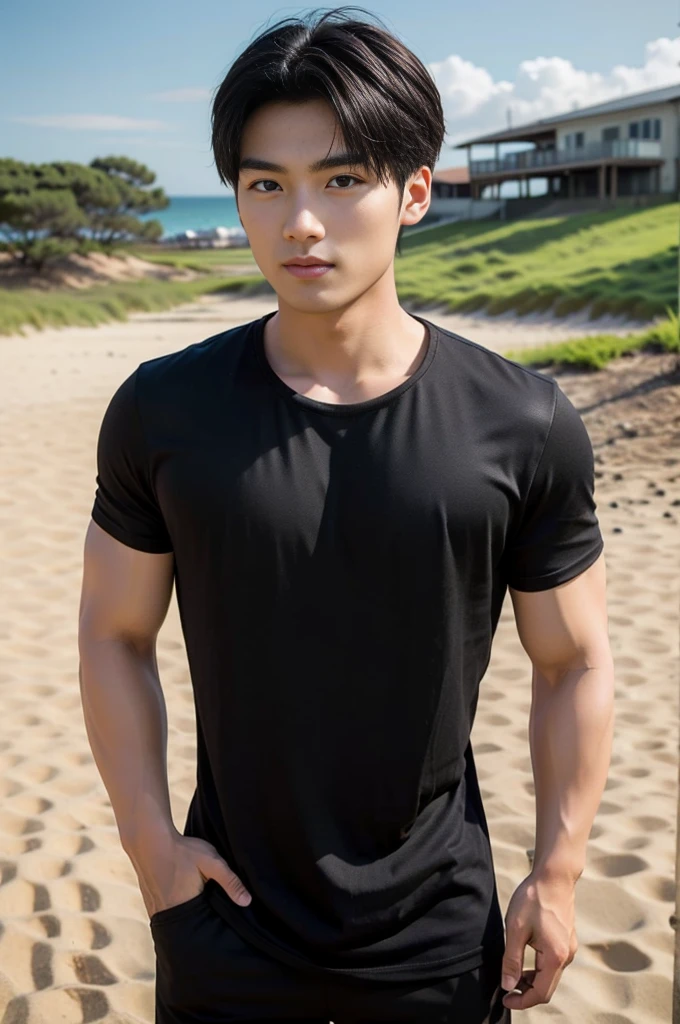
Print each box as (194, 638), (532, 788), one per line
(126, 827), (252, 918)
(500, 872), (578, 1011)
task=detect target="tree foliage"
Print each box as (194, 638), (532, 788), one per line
(0, 156), (169, 270)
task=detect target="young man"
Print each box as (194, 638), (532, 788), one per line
(78, 8), (615, 1023)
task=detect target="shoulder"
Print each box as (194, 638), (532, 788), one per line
(431, 320), (559, 431)
(135, 318), (255, 397)
(435, 321), (557, 391)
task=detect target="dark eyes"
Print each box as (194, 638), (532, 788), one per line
(248, 174), (362, 193)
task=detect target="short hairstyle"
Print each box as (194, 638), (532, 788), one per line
(210, 6), (446, 251)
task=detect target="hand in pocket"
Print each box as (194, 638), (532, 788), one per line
(126, 829), (253, 919)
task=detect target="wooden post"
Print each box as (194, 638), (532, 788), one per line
(599, 163), (606, 202)
(611, 164), (618, 203)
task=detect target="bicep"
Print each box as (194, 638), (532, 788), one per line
(78, 519), (175, 651)
(508, 550), (610, 686)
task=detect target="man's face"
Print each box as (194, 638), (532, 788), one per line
(236, 98), (426, 311)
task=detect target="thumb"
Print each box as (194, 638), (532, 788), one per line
(204, 859), (252, 906)
(501, 926), (526, 991)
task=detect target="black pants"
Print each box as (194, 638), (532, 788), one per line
(151, 881), (511, 1023)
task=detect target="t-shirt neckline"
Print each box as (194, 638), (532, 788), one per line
(252, 309), (439, 417)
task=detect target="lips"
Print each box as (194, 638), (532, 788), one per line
(284, 260), (334, 267)
(283, 261), (335, 279)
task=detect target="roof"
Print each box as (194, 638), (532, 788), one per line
(454, 80), (680, 148)
(431, 166), (470, 184)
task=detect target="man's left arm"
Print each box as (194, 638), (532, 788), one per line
(499, 549), (615, 1012)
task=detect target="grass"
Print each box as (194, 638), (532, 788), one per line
(396, 201), (677, 323)
(502, 306), (679, 371)
(0, 204), (677, 354)
(129, 243), (260, 273)
(130, 202), (678, 325)
(0, 273), (273, 337)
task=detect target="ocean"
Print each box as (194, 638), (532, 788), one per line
(139, 195), (242, 239)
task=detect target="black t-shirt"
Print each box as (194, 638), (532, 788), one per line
(91, 310), (604, 984)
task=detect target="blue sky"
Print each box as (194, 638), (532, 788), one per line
(2, 0), (678, 195)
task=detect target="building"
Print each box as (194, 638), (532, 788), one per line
(419, 165), (504, 226)
(453, 81), (679, 205)
(431, 167), (471, 199)
(159, 225), (249, 249)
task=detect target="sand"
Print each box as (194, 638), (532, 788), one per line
(0, 250), (205, 291)
(0, 292), (678, 1023)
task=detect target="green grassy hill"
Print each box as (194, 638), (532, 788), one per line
(0, 204), (677, 366)
(396, 202), (677, 323)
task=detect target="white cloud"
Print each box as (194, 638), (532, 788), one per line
(147, 88), (212, 102)
(430, 34), (680, 159)
(8, 114), (175, 132)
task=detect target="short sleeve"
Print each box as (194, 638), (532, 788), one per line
(91, 368), (173, 553)
(502, 381), (604, 591)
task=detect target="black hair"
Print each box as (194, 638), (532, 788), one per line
(210, 6), (446, 254)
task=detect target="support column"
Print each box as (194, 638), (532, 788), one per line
(599, 163), (606, 201)
(611, 164), (618, 202)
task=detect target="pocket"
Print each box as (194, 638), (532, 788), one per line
(149, 886), (207, 928)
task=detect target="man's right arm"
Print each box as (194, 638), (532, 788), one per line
(78, 519), (177, 858)
(77, 520), (252, 915)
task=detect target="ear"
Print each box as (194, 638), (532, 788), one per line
(400, 166), (432, 228)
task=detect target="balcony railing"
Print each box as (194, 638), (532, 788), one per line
(469, 139), (662, 177)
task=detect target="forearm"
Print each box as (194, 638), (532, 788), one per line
(78, 636), (178, 856)
(529, 660), (615, 883)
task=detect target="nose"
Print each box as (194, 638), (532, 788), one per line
(282, 193), (325, 243)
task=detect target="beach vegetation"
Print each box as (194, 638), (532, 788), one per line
(0, 156), (168, 270)
(503, 306), (679, 371)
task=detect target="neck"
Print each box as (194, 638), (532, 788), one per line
(264, 274), (427, 392)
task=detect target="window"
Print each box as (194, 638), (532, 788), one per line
(602, 126), (620, 142)
(564, 131), (584, 149)
(630, 118), (661, 142)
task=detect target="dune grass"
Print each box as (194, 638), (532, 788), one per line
(124, 202), (679, 325)
(0, 204), (677, 351)
(396, 201), (677, 323)
(0, 273), (271, 337)
(128, 244), (259, 272)
(502, 306), (679, 371)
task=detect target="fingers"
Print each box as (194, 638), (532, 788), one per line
(502, 950), (567, 1010)
(203, 857), (252, 906)
(502, 968), (536, 1010)
(501, 920), (528, 993)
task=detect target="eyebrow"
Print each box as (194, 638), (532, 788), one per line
(238, 152), (368, 174)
